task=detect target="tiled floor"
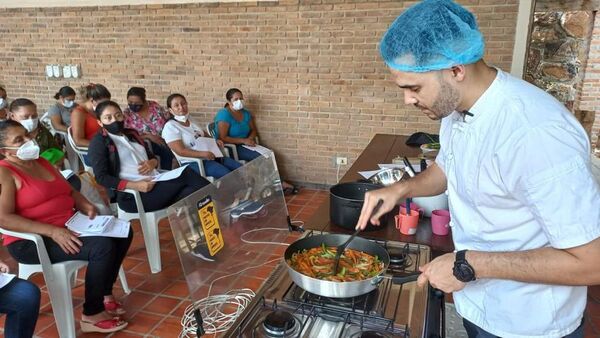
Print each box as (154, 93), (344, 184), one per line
(0, 188), (598, 337)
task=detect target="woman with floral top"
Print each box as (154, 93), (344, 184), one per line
(123, 87), (174, 169)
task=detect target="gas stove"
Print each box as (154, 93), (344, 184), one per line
(226, 231), (444, 337)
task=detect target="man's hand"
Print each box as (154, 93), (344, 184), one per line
(50, 227), (83, 255)
(417, 252), (466, 293)
(356, 184), (406, 230)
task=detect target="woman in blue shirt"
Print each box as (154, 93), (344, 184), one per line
(214, 88), (298, 194)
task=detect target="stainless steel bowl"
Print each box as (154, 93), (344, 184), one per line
(368, 168), (405, 186)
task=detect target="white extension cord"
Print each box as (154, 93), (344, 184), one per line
(179, 223), (303, 336)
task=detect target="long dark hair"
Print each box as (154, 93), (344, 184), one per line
(94, 100), (122, 119)
(127, 87), (147, 101)
(9, 98), (36, 113)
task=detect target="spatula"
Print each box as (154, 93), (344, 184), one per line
(333, 199), (383, 274)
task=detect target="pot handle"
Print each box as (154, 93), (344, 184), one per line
(385, 271), (421, 284)
(371, 275), (385, 286)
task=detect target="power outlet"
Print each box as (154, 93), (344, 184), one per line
(335, 156), (348, 166)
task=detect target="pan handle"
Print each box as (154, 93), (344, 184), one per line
(382, 271), (421, 284)
(371, 275), (385, 286)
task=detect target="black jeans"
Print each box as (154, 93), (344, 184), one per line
(463, 317), (584, 338)
(117, 166), (210, 213)
(7, 229), (133, 316)
(0, 278), (40, 338)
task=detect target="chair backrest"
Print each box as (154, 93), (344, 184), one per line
(67, 127), (93, 172)
(206, 122), (216, 138)
(0, 227), (56, 280)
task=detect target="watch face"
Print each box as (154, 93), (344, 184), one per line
(454, 263), (475, 282)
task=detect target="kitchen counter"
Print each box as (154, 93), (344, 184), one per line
(304, 134), (455, 257)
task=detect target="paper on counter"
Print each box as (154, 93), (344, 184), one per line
(152, 165), (189, 182)
(359, 170), (381, 179)
(242, 144), (272, 157)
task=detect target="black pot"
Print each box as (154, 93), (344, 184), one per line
(330, 182), (388, 231)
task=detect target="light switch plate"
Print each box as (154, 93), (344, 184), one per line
(52, 65), (61, 78)
(45, 65), (53, 77)
(63, 65), (72, 78)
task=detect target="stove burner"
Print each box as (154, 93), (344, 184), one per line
(387, 243), (412, 269)
(360, 331), (388, 338)
(262, 310), (297, 336)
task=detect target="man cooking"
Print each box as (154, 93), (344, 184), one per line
(356, 0), (600, 337)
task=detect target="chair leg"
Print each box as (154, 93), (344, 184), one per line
(46, 269), (77, 338)
(119, 266), (131, 295)
(140, 215), (162, 274)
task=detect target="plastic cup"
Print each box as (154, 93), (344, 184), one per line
(395, 209), (419, 235)
(431, 209), (451, 236)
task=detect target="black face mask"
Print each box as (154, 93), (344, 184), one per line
(104, 120), (125, 135)
(128, 104), (143, 113)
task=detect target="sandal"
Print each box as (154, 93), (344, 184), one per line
(283, 185), (300, 196)
(104, 300), (126, 315)
(80, 317), (128, 333)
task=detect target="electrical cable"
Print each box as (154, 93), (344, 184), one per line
(179, 257), (282, 337)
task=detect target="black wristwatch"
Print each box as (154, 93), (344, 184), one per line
(453, 250), (476, 282)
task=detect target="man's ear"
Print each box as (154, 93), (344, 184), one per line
(449, 65), (466, 82)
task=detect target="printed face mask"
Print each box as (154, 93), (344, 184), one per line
(3, 139), (40, 161)
(19, 118), (39, 132)
(232, 99), (244, 111)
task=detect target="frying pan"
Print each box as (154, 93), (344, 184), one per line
(284, 234), (421, 298)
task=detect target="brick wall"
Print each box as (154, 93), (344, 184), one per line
(0, 0), (519, 185)
(578, 11), (600, 152)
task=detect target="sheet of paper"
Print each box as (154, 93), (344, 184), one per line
(66, 212), (115, 234)
(0, 273), (16, 289)
(77, 219), (131, 239)
(152, 165), (189, 182)
(378, 163), (423, 173)
(242, 144), (272, 157)
(192, 137), (223, 158)
(359, 170), (381, 179)
(60, 169), (75, 180)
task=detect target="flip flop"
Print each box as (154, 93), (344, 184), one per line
(104, 299), (126, 315)
(283, 185), (300, 195)
(80, 317), (128, 333)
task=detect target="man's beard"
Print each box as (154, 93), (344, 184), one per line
(429, 80), (460, 120)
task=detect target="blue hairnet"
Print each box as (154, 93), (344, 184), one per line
(380, 0), (485, 73)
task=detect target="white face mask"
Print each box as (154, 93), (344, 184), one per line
(63, 100), (74, 108)
(19, 118), (39, 132)
(173, 113), (189, 123)
(4, 140), (40, 161)
(0, 98), (6, 109)
(232, 99), (244, 111)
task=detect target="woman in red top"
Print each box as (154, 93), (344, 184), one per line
(0, 120), (132, 334)
(70, 83), (111, 148)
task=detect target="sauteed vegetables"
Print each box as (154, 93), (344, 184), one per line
(287, 243), (384, 282)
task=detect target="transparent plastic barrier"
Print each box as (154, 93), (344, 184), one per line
(167, 154), (302, 334)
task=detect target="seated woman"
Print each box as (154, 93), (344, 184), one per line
(123, 87), (174, 170)
(8, 98), (60, 154)
(0, 259), (40, 338)
(0, 120), (131, 334)
(71, 83), (111, 148)
(162, 93), (242, 179)
(0, 86), (8, 121)
(48, 86), (77, 133)
(214, 88), (298, 194)
(89, 101), (210, 213)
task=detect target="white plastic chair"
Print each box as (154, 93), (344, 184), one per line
(172, 153), (214, 183)
(0, 228), (130, 338)
(207, 122), (240, 162)
(117, 189), (168, 274)
(67, 126), (93, 174)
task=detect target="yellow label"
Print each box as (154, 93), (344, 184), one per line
(197, 197), (224, 256)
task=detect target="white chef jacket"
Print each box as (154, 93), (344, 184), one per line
(436, 69), (600, 338)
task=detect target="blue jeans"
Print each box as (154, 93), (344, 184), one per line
(235, 144), (261, 162)
(0, 278), (41, 338)
(203, 157), (243, 179)
(463, 318), (584, 338)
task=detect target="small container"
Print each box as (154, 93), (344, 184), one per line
(395, 209), (419, 235)
(431, 209), (451, 236)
